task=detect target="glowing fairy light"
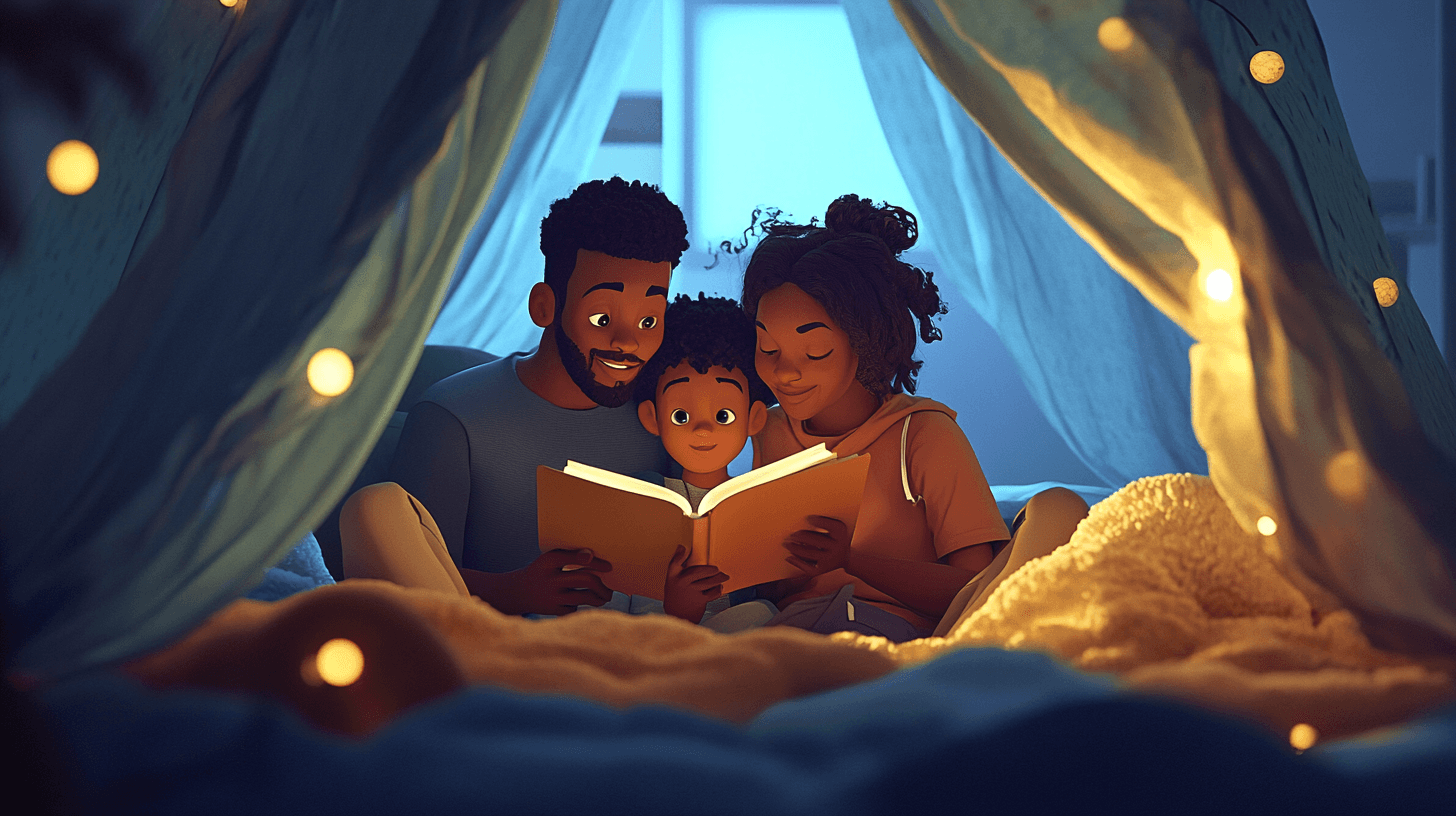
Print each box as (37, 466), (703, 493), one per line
(1256, 516), (1277, 536)
(315, 638), (365, 687)
(1325, 450), (1365, 502)
(219, 0), (238, 7)
(46, 140), (99, 195)
(1097, 17), (1135, 52)
(1373, 277), (1399, 307)
(1249, 50), (1285, 84)
(307, 348), (354, 397)
(1204, 268), (1235, 302)
(1289, 723), (1318, 751)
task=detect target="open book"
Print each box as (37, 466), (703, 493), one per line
(536, 444), (870, 600)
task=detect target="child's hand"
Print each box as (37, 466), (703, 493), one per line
(782, 515), (851, 576)
(663, 545), (729, 623)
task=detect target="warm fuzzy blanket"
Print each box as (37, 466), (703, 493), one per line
(129, 474), (1453, 741)
(852, 474), (1456, 740)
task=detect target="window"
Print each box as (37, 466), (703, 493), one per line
(589, 0), (927, 297)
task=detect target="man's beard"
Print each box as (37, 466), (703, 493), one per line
(554, 319), (640, 408)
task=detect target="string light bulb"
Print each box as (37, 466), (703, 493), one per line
(1204, 268), (1235, 302)
(1256, 516), (1277, 536)
(1097, 17), (1135, 52)
(1249, 50), (1285, 84)
(1373, 277), (1399, 307)
(1325, 450), (1365, 502)
(219, 0), (238, 7)
(1289, 723), (1318, 752)
(314, 638), (365, 687)
(307, 348), (354, 397)
(46, 140), (99, 195)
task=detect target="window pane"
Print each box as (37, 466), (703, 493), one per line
(694, 4), (923, 247)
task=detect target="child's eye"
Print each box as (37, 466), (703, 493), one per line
(589, 313), (609, 327)
(715, 409), (736, 425)
(806, 349), (833, 361)
(758, 347), (778, 356)
(638, 315), (657, 330)
(670, 409), (690, 425)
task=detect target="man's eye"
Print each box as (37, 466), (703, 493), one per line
(670, 409), (690, 426)
(638, 315), (657, 330)
(715, 409), (737, 425)
(806, 349), (833, 361)
(589, 313), (610, 327)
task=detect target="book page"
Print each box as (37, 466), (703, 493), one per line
(537, 466), (693, 599)
(696, 443), (837, 516)
(562, 460), (692, 515)
(705, 453), (872, 593)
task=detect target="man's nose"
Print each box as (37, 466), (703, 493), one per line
(607, 323), (639, 354)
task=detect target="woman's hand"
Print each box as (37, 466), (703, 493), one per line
(782, 515), (852, 576)
(663, 545), (729, 623)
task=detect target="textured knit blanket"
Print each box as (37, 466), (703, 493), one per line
(130, 475), (1453, 741)
(852, 474), (1456, 739)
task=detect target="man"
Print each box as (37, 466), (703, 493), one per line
(364, 177), (689, 616)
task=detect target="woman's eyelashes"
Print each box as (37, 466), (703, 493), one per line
(806, 349), (833, 361)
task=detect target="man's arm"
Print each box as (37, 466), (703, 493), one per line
(388, 401), (470, 565)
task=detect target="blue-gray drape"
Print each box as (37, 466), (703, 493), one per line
(426, 0), (652, 355)
(843, 0), (1207, 487)
(0, 0), (554, 678)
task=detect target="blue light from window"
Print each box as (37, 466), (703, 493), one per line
(694, 4), (923, 248)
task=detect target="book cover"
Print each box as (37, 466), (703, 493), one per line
(536, 445), (870, 600)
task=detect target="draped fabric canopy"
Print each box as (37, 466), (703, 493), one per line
(0, 0), (555, 678)
(842, 0), (1208, 488)
(425, 0), (653, 355)
(885, 0), (1456, 653)
(2, 0), (1453, 684)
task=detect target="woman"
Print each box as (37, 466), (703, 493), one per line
(743, 195), (1089, 642)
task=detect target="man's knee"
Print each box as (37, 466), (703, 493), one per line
(341, 482), (409, 526)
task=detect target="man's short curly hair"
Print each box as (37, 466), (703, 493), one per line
(634, 293), (774, 407)
(540, 177), (689, 302)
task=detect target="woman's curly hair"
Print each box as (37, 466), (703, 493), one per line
(739, 194), (945, 399)
(634, 293), (774, 407)
(540, 177), (690, 302)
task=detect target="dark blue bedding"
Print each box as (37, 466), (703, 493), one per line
(42, 647), (1455, 815)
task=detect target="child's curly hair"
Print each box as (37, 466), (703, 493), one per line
(539, 177), (690, 303)
(634, 293), (774, 407)
(739, 194), (945, 399)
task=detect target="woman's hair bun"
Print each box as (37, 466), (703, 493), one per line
(824, 194), (918, 254)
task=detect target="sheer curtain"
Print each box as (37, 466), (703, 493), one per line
(426, 0), (653, 355)
(0, 0), (555, 679)
(884, 0), (1456, 654)
(843, 0), (1206, 488)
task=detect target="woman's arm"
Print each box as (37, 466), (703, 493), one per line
(783, 517), (1001, 620)
(847, 541), (999, 620)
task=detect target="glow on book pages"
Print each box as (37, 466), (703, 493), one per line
(563, 443), (836, 519)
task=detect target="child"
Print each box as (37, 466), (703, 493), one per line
(631, 293), (776, 624)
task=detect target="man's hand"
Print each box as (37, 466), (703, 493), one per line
(662, 545), (728, 623)
(496, 548), (614, 616)
(782, 515), (852, 577)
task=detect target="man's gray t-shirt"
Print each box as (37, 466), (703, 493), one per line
(388, 352), (669, 573)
